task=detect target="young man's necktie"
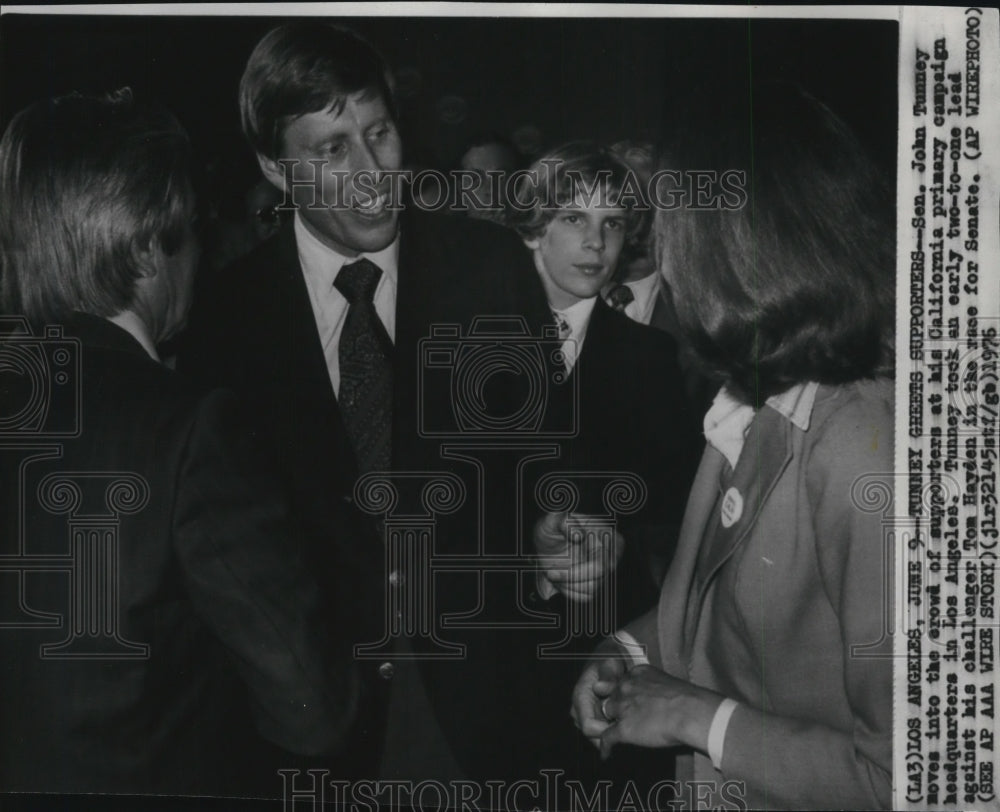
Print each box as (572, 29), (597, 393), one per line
(552, 310), (572, 341)
(552, 309), (575, 372)
(606, 283), (634, 314)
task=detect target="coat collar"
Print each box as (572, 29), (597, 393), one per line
(696, 403), (794, 587)
(64, 312), (154, 361)
(649, 280), (677, 335)
(703, 382), (818, 469)
(671, 403), (796, 661)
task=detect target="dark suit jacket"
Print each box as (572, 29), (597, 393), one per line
(0, 314), (355, 797)
(551, 296), (702, 613)
(510, 296), (703, 787)
(179, 209), (554, 781)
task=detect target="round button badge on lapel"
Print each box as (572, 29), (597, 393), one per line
(721, 487), (743, 528)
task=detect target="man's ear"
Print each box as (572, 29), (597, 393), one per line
(257, 153), (288, 196)
(523, 235), (540, 251)
(131, 238), (163, 280)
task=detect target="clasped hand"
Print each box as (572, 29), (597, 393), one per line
(571, 655), (721, 759)
(533, 511), (624, 602)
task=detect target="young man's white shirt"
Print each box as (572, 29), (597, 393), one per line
(550, 296), (598, 372)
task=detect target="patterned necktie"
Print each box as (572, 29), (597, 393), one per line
(552, 310), (572, 341)
(606, 283), (635, 314)
(552, 309), (575, 371)
(334, 258), (392, 474)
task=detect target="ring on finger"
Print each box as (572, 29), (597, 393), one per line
(601, 697), (613, 720)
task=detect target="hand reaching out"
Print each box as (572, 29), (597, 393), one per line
(533, 511), (624, 602)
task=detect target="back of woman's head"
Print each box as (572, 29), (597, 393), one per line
(0, 89), (193, 324)
(655, 81), (894, 405)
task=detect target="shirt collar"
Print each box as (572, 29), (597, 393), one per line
(703, 381), (819, 469)
(294, 210), (399, 287)
(625, 271), (661, 318)
(552, 296), (598, 342)
(768, 381), (819, 431)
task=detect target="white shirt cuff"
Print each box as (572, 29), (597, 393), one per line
(707, 697), (739, 770)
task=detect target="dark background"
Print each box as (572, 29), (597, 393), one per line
(1, 14), (898, 182)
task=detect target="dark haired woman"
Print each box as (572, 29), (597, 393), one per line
(571, 82), (894, 810)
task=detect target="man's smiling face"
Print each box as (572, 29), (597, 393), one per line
(260, 90), (403, 257)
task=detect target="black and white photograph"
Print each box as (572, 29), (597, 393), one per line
(0, 5), (996, 811)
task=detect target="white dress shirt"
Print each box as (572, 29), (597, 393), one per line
(624, 271), (661, 325)
(295, 212), (399, 396)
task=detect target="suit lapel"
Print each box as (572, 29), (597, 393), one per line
(521, 260), (558, 334)
(660, 446), (726, 680)
(547, 296), (605, 447)
(269, 225), (359, 484)
(694, 404), (793, 604)
(394, 209), (421, 342)
(577, 296), (612, 359)
(649, 283), (678, 335)
(276, 229), (333, 395)
(393, 209), (447, 464)
(395, 207), (473, 334)
(564, 295), (616, 385)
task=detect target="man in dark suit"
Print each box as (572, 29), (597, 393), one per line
(179, 23), (621, 792)
(0, 90), (355, 799)
(508, 142), (702, 795)
(510, 142), (702, 597)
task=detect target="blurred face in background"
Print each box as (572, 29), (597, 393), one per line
(460, 141), (518, 219)
(246, 178), (286, 242)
